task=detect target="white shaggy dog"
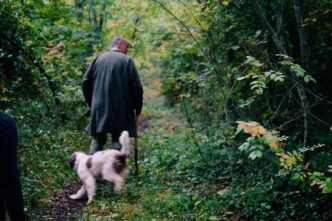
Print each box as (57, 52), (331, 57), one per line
(69, 131), (132, 204)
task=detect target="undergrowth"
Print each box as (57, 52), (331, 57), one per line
(75, 70), (232, 220)
(10, 65), (331, 221)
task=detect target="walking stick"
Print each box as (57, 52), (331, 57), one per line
(134, 115), (139, 176)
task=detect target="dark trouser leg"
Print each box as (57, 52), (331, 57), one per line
(110, 132), (121, 150)
(89, 132), (107, 154)
(0, 190), (5, 221)
(0, 113), (25, 221)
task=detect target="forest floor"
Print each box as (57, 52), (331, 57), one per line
(39, 68), (188, 221)
(40, 105), (151, 221)
(37, 65), (228, 220)
(40, 182), (85, 220)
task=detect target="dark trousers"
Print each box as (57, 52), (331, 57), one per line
(89, 132), (121, 154)
(0, 112), (25, 221)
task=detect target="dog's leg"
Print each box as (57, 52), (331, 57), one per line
(85, 175), (96, 204)
(114, 176), (125, 194)
(69, 185), (86, 200)
(103, 173), (125, 194)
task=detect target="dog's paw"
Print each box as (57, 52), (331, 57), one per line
(69, 194), (79, 200)
(114, 188), (126, 195)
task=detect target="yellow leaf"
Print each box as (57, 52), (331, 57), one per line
(198, 3), (206, 9)
(236, 121), (284, 150)
(246, 121), (259, 127)
(222, 0), (231, 6)
(257, 126), (268, 135)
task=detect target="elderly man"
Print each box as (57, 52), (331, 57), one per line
(82, 36), (143, 153)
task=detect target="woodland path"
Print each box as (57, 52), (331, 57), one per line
(39, 66), (178, 220)
(40, 118), (147, 221)
(40, 182), (85, 221)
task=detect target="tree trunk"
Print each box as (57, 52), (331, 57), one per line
(293, 0), (310, 69)
(98, 0), (107, 33)
(293, 0), (310, 148)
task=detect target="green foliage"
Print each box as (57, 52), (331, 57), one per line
(0, 0), (108, 218)
(237, 56), (286, 98)
(238, 137), (264, 160)
(156, 0), (332, 220)
(1, 0), (332, 220)
(277, 54), (316, 83)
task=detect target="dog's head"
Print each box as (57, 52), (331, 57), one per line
(69, 151), (89, 170)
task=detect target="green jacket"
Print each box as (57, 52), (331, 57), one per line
(82, 49), (143, 137)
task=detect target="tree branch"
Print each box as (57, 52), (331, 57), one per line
(250, 0), (309, 147)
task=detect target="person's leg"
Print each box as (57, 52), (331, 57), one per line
(0, 113), (25, 221)
(89, 132), (107, 154)
(109, 132), (121, 150)
(0, 190), (5, 221)
(0, 134), (6, 221)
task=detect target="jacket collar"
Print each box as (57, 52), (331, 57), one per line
(110, 47), (120, 52)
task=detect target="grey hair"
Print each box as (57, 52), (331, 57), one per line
(111, 36), (126, 47)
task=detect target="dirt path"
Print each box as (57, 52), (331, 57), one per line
(40, 182), (86, 221)
(39, 117), (147, 221)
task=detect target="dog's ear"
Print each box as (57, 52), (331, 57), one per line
(69, 154), (76, 168)
(113, 155), (127, 174)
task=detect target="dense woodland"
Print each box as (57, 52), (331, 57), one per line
(1, 0), (332, 220)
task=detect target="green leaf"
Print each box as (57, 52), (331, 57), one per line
(304, 75), (310, 83)
(245, 56), (263, 67)
(194, 200), (202, 206)
(248, 150), (262, 160)
(239, 142), (249, 151)
(323, 178), (332, 193)
(236, 76), (246, 81)
(248, 144), (264, 151)
(230, 45), (240, 50)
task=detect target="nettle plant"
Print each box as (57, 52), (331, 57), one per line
(235, 121), (332, 194)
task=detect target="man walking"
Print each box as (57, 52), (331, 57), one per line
(82, 36), (143, 154)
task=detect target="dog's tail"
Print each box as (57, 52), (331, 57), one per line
(119, 130), (131, 156)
